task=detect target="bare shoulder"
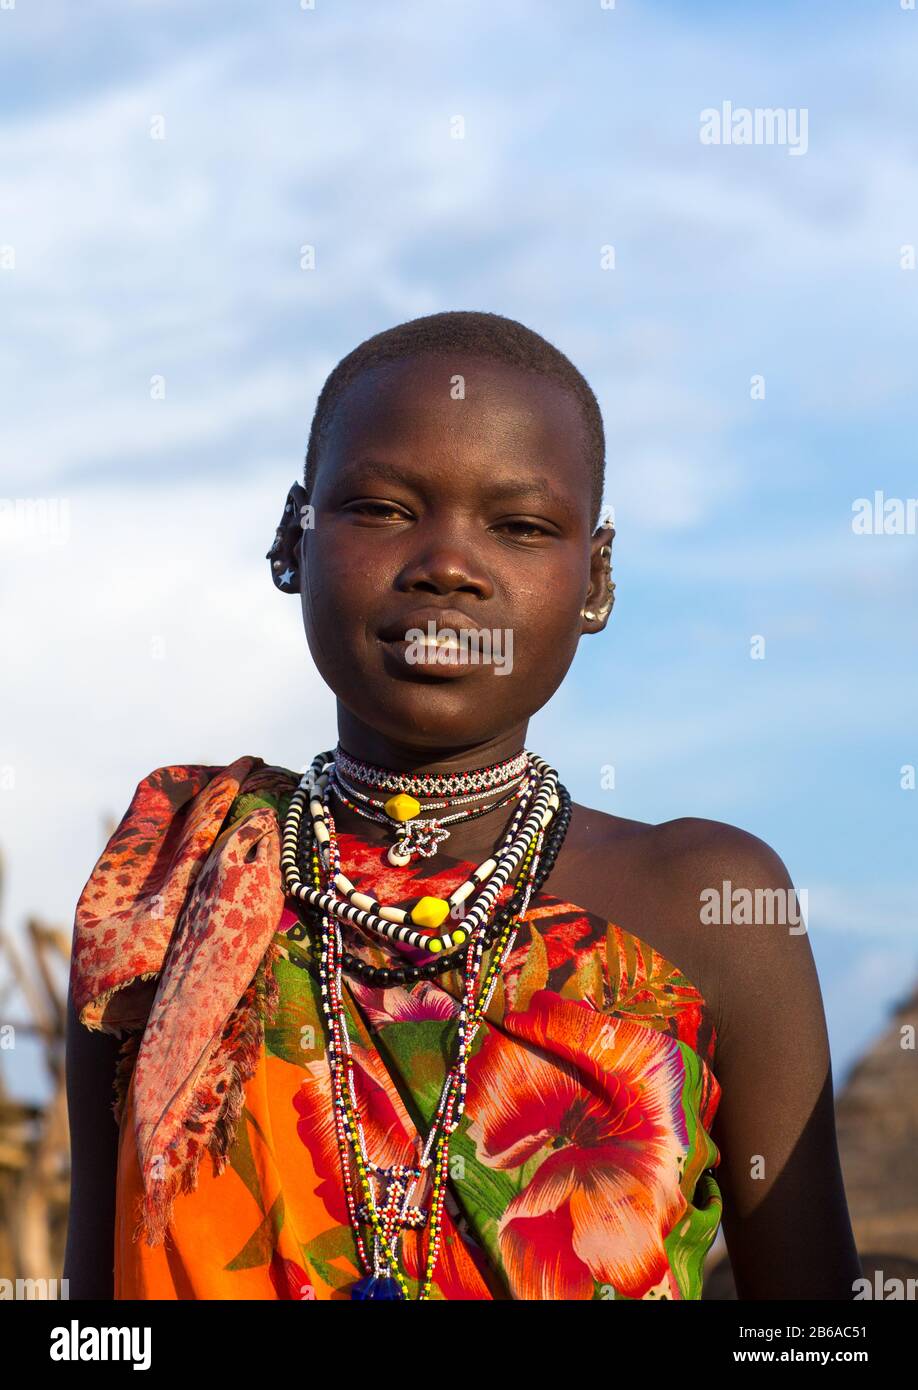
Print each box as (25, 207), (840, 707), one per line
(641, 813), (794, 887)
(565, 801), (793, 888)
(647, 816), (820, 1044)
(556, 804), (811, 1037)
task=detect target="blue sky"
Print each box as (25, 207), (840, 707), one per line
(1, 0), (916, 1103)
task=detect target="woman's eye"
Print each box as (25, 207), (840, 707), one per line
(494, 520), (549, 540)
(345, 501), (407, 521)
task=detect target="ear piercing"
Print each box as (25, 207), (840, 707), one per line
(581, 543), (615, 622)
(266, 526), (297, 585)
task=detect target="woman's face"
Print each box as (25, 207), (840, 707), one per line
(298, 351), (601, 750)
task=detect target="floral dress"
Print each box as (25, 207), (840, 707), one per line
(113, 793), (723, 1301)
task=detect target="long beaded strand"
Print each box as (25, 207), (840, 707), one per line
(412, 834), (543, 1297)
(314, 814), (544, 1298)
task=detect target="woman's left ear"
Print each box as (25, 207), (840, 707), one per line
(580, 523), (616, 630)
(266, 481), (311, 592)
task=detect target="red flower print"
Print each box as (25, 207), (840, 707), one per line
(464, 990), (690, 1299)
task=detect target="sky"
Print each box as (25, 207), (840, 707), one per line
(1, 0), (916, 1105)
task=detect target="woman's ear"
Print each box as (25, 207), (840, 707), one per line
(266, 481), (311, 592)
(580, 522), (616, 631)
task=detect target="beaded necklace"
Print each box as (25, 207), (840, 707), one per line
(283, 780), (573, 987)
(328, 762), (535, 865)
(333, 743), (529, 796)
(281, 750), (561, 955)
(279, 746), (572, 1298)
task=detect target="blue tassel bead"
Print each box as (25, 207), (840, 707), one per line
(350, 1275), (404, 1300)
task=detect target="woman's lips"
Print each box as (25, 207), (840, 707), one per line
(379, 631), (474, 676)
(377, 608), (484, 643)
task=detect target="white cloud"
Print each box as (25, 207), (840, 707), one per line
(0, 472), (334, 936)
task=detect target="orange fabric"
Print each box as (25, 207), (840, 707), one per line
(115, 1036), (353, 1299)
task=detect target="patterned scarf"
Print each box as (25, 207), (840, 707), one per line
(70, 756), (299, 1245)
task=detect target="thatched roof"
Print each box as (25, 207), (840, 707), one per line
(835, 979), (918, 1261)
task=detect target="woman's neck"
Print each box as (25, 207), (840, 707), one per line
(334, 707), (528, 778)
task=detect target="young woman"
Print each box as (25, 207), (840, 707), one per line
(64, 311), (861, 1300)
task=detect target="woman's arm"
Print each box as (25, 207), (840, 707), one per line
(691, 825), (863, 1299)
(62, 987), (122, 1299)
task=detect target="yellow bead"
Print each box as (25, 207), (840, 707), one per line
(384, 793), (421, 822)
(410, 895), (451, 929)
(452, 929), (466, 945)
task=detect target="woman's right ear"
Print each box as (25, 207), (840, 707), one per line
(266, 481), (311, 593)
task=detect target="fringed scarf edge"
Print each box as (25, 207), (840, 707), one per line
(130, 939), (284, 1248)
